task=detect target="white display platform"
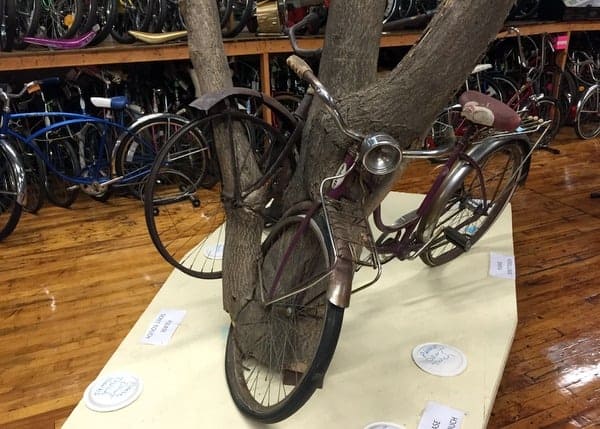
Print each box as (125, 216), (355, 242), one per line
(63, 192), (518, 429)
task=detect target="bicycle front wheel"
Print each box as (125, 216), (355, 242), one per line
(144, 110), (292, 278)
(575, 85), (600, 140)
(143, 118), (217, 278)
(225, 214), (344, 423)
(418, 140), (526, 266)
(0, 144), (23, 240)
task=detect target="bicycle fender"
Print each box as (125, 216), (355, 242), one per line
(327, 242), (355, 308)
(189, 87), (297, 126)
(465, 133), (532, 184)
(0, 140), (27, 206)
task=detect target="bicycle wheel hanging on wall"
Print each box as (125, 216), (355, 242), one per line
(13, 0), (41, 50)
(0, 0), (16, 51)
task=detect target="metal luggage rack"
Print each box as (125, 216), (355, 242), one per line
(320, 174), (383, 294)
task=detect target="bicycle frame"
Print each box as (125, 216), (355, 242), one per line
(1, 110), (156, 188)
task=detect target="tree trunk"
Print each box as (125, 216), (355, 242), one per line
(184, 0), (516, 319)
(184, 0), (264, 315)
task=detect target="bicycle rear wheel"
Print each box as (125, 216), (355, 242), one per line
(575, 85), (600, 140)
(0, 144), (23, 240)
(418, 139), (526, 266)
(115, 114), (191, 198)
(225, 214), (344, 423)
(41, 140), (80, 208)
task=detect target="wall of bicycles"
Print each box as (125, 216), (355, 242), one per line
(1, 0), (600, 245)
(1, 0), (600, 52)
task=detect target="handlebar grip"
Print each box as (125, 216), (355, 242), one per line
(286, 55), (314, 80)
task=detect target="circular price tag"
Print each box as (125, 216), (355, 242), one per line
(411, 343), (467, 377)
(84, 372), (143, 412)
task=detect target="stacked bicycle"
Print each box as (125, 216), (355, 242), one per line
(567, 34), (600, 139)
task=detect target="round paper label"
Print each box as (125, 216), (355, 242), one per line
(412, 343), (467, 377)
(84, 372), (143, 412)
(364, 422), (406, 429)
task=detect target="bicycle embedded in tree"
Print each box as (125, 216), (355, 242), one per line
(142, 48), (551, 421)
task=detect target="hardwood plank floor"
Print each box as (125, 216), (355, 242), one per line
(0, 127), (598, 428)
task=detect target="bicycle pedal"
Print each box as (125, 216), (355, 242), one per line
(443, 227), (472, 251)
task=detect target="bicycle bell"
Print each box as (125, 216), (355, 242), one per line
(360, 133), (402, 176)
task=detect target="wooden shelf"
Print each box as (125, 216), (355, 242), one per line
(2, 21), (599, 73)
(0, 32), (422, 72)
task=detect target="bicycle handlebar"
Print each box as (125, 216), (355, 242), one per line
(286, 55), (363, 141)
(0, 78), (62, 110)
(287, 12), (323, 58)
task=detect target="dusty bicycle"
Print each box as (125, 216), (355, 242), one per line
(214, 54), (552, 422)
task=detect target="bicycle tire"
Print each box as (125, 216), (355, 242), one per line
(144, 110), (293, 278)
(221, 0), (252, 38)
(490, 74), (520, 104)
(114, 114), (191, 198)
(525, 96), (562, 148)
(0, 143), (23, 240)
(88, 0), (117, 46)
(383, 0), (397, 23)
(225, 214), (345, 423)
(0, 0), (16, 52)
(143, 117), (217, 278)
(76, 122), (113, 201)
(575, 85), (600, 140)
(509, 0), (540, 20)
(110, 0), (153, 43)
(42, 140), (80, 208)
(23, 153), (45, 213)
(147, 0), (166, 33)
(43, 0), (86, 39)
(13, 0), (40, 50)
(418, 139), (526, 266)
(79, 0), (98, 33)
(162, 0), (186, 31)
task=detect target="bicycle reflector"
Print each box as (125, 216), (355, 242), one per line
(360, 133), (402, 176)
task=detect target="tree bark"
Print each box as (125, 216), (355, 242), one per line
(184, 0), (264, 316)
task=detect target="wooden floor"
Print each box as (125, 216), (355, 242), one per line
(0, 127), (598, 428)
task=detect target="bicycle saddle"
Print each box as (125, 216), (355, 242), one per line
(90, 96), (128, 110)
(459, 91), (521, 131)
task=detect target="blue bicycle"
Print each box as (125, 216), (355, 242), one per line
(0, 78), (199, 241)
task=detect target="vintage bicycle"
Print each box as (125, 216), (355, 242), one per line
(142, 45), (550, 420)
